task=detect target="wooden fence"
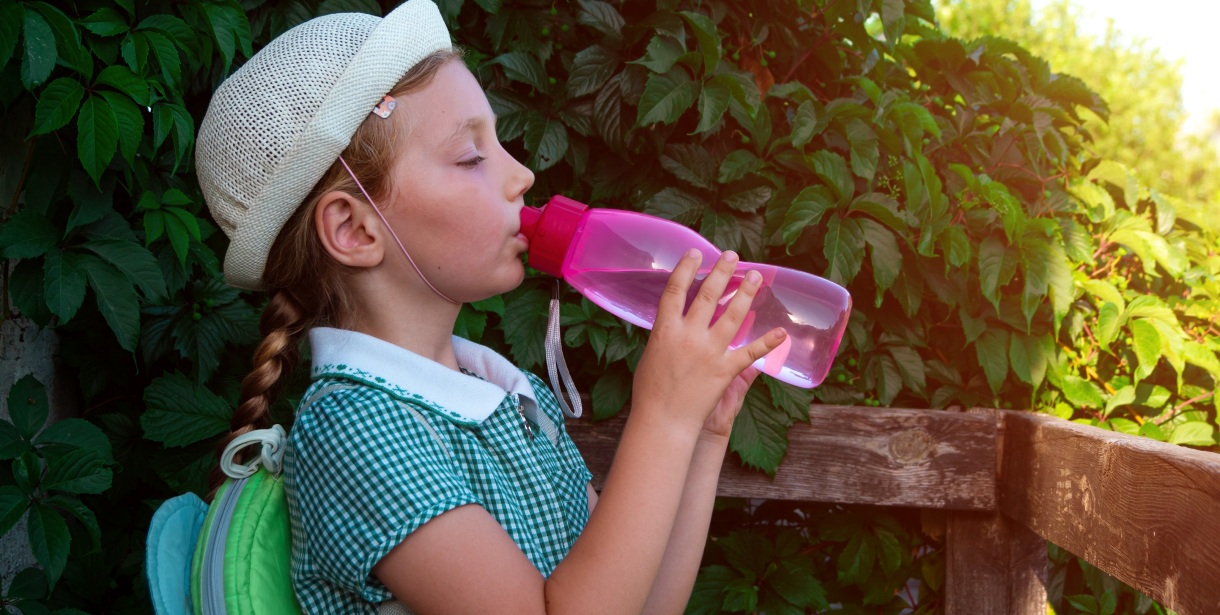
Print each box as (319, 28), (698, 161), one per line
(567, 406), (1220, 614)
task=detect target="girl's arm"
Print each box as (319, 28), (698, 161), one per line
(374, 251), (786, 614)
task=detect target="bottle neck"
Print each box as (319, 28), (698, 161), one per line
(520, 196), (589, 278)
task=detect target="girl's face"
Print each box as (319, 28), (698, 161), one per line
(382, 60), (535, 303)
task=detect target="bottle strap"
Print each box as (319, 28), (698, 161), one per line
(545, 280), (582, 418)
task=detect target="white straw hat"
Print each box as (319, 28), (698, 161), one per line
(196, 0), (452, 290)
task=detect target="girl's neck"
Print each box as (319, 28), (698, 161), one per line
(348, 278), (463, 372)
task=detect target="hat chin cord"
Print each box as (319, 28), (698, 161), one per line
(337, 155), (459, 305)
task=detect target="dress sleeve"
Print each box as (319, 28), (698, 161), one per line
(287, 385), (482, 603)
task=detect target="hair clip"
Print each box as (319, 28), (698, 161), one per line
(372, 95), (396, 119)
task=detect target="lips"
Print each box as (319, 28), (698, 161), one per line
(515, 232), (529, 249)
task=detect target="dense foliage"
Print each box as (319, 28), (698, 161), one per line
(939, 0), (1220, 208)
(0, 0), (1215, 612)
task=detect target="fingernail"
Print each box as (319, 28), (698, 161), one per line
(687, 249), (701, 259)
(746, 270), (761, 284)
(770, 328), (787, 341)
(723, 251), (739, 263)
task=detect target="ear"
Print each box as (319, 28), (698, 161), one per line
(314, 190), (385, 269)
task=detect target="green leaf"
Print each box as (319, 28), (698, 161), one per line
(28, 504), (69, 586)
(76, 96), (119, 187)
(976, 329), (1009, 394)
(782, 186), (835, 247)
(1104, 386), (1136, 417)
(502, 288), (550, 370)
(679, 11), (720, 74)
(144, 31), (180, 87)
(80, 7), (127, 36)
(80, 255), (140, 351)
(0, 3), (22, 69)
(7, 566), (48, 601)
(591, 366), (631, 420)
(1130, 319), (1161, 381)
(660, 144), (716, 190)
(718, 150), (763, 184)
(768, 558), (827, 609)
(642, 187), (703, 226)
(0, 209), (58, 259)
(790, 100), (824, 148)
(21, 10), (56, 90)
(99, 90), (143, 166)
(43, 250), (87, 322)
(1062, 375), (1104, 408)
(837, 533), (876, 584)
(688, 566), (735, 615)
(857, 217), (901, 295)
(849, 192), (909, 233)
(806, 151), (853, 202)
(873, 354), (902, 405)
(875, 529), (904, 574)
(764, 379), (813, 422)
(577, 0), (624, 37)
(700, 209), (742, 251)
(567, 45), (617, 98)
(79, 237), (167, 300)
(30, 77), (84, 135)
(7, 375), (48, 440)
(490, 51), (548, 91)
(730, 387), (790, 473)
(719, 531), (775, 577)
(141, 372), (231, 447)
(635, 68), (697, 127)
(36, 418), (112, 463)
(880, 0), (906, 47)
(523, 115), (567, 172)
(1168, 421), (1215, 446)
(722, 186), (771, 214)
(94, 64), (148, 106)
(887, 345), (926, 393)
(978, 235), (1010, 312)
(31, 2), (91, 78)
(1096, 302), (1123, 348)
(844, 119), (879, 181)
(822, 216), (865, 285)
(0, 420), (27, 460)
(942, 226), (970, 267)
(694, 76), (731, 134)
(630, 35), (683, 74)
(0, 486), (29, 537)
(42, 448), (111, 494)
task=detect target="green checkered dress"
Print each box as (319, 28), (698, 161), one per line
(284, 328), (592, 614)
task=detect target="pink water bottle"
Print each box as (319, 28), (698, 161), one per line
(520, 196), (852, 388)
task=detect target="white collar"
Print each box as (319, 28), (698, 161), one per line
(308, 327), (540, 426)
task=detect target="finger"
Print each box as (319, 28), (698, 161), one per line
(710, 268), (763, 343)
(731, 328), (788, 374)
(687, 251), (740, 323)
(657, 249), (703, 325)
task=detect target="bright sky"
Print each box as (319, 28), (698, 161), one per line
(1030, 0), (1220, 135)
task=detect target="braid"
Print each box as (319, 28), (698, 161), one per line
(207, 290), (306, 499)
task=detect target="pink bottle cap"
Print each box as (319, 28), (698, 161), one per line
(519, 195), (588, 278)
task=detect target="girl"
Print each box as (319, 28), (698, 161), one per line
(195, 1), (788, 613)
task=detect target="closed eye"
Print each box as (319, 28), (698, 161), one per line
(457, 155), (486, 169)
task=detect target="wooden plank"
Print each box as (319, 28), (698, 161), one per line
(1000, 411), (1220, 615)
(945, 511), (1048, 615)
(946, 409), (1047, 614)
(566, 404), (997, 510)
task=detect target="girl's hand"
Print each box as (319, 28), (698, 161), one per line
(632, 249), (788, 435)
(701, 366), (761, 440)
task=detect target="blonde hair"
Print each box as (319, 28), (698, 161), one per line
(208, 48), (465, 497)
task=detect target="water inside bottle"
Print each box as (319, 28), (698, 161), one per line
(566, 267), (850, 388)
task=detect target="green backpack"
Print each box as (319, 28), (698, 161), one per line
(146, 424), (302, 615)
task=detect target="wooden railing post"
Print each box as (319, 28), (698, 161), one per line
(945, 409), (1047, 614)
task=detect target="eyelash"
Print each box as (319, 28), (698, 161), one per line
(457, 155), (486, 169)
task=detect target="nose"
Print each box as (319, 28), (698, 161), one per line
(506, 147), (535, 204)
